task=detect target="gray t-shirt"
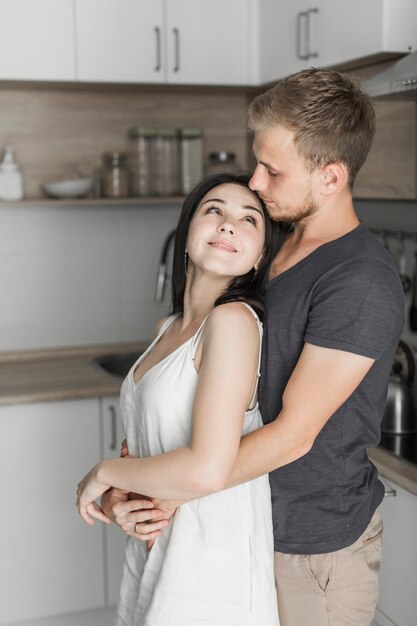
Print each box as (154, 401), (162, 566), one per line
(260, 224), (404, 554)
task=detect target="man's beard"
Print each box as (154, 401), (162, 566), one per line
(270, 186), (319, 224)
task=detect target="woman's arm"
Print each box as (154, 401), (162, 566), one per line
(76, 303), (260, 525)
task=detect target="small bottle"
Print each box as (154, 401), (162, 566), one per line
(102, 152), (129, 198)
(0, 146), (24, 200)
(206, 151), (242, 176)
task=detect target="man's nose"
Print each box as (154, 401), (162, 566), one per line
(249, 165), (265, 192)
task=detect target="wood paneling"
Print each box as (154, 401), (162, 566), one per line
(0, 85), (250, 198)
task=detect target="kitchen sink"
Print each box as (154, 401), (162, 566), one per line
(93, 351), (142, 378)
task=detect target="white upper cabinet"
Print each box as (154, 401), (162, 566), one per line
(255, 0), (308, 84)
(75, 0), (251, 86)
(165, 0), (251, 85)
(310, 0), (417, 69)
(0, 0), (76, 81)
(255, 0), (417, 85)
(75, 0), (165, 83)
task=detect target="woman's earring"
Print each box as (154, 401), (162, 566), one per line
(184, 251), (189, 272)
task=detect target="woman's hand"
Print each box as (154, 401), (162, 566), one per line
(76, 462), (112, 526)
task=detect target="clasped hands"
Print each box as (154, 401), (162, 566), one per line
(76, 440), (177, 550)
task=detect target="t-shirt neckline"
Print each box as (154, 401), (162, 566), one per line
(266, 222), (365, 290)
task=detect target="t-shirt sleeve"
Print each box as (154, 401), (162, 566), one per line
(304, 258), (405, 359)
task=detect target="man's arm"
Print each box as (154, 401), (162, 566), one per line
(144, 342), (374, 529)
(226, 342), (374, 486)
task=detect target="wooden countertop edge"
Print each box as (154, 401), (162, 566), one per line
(0, 341), (150, 364)
(368, 446), (417, 497)
(0, 384), (123, 406)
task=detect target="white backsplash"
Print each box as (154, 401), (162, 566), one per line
(355, 198), (417, 348)
(0, 197), (415, 353)
(0, 202), (180, 351)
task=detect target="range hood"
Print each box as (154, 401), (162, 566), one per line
(364, 51), (417, 98)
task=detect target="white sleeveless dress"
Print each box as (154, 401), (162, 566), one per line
(115, 305), (279, 626)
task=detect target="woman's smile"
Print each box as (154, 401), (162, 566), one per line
(208, 238), (238, 253)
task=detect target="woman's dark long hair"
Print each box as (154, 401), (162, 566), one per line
(170, 172), (285, 322)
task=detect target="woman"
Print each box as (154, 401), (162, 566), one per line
(76, 173), (282, 625)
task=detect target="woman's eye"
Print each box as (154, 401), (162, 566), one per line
(206, 206), (222, 215)
(243, 215), (257, 225)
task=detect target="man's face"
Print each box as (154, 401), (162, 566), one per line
(249, 125), (319, 224)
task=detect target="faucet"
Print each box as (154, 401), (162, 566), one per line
(155, 229), (176, 303)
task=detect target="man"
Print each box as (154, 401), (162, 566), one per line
(106, 68), (404, 626)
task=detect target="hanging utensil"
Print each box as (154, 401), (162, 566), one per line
(409, 246), (417, 332)
(396, 233), (412, 293)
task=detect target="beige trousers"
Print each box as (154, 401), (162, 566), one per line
(274, 508), (383, 626)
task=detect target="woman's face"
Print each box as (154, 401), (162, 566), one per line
(186, 183), (266, 280)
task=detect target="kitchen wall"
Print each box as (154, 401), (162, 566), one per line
(0, 201), (181, 351)
(0, 84), (250, 352)
(0, 84), (250, 197)
(355, 199), (417, 347)
(0, 77), (416, 353)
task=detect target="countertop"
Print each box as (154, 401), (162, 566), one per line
(0, 342), (149, 405)
(1, 342), (417, 497)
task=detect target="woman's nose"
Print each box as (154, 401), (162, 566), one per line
(218, 221), (235, 235)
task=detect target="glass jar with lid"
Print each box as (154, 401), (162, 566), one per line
(101, 151), (129, 198)
(179, 128), (203, 194)
(150, 128), (180, 196)
(128, 127), (155, 197)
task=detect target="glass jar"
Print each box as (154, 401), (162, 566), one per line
(102, 152), (129, 198)
(150, 128), (180, 196)
(128, 127), (155, 197)
(206, 151), (242, 176)
(179, 128), (203, 194)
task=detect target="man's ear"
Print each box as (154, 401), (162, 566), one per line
(320, 162), (349, 196)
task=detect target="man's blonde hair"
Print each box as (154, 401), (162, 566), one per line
(248, 68), (375, 187)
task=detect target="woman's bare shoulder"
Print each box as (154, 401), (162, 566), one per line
(204, 302), (261, 340)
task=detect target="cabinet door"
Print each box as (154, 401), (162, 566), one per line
(75, 0), (165, 83)
(311, 0), (417, 69)
(101, 396), (127, 608)
(0, 0), (75, 81)
(377, 478), (417, 626)
(166, 0), (251, 85)
(256, 0), (308, 84)
(0, 399), (104, 625)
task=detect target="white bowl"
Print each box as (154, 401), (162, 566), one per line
(43, 177), (94, 199)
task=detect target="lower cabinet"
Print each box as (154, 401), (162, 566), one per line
(101, 396), (127, 607)
(0, 399), (105, 625)
(376, 477), (417, 626)
(0, 395), (127, 625)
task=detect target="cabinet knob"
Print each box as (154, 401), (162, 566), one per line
(108, 405), (117, 451)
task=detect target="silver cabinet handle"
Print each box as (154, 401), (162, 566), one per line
(173, 28), (180, 72)
(307, 7), (319, 59)
(297, 11), (309, 60)
(108, 405), (117, 451)
(384, 488), (397, 497)
(154, 27), (161, 72)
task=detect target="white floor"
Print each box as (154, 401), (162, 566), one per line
(6, 607), (116, 626)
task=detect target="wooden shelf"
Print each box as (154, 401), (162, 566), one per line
(0, 196), (185, 208)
